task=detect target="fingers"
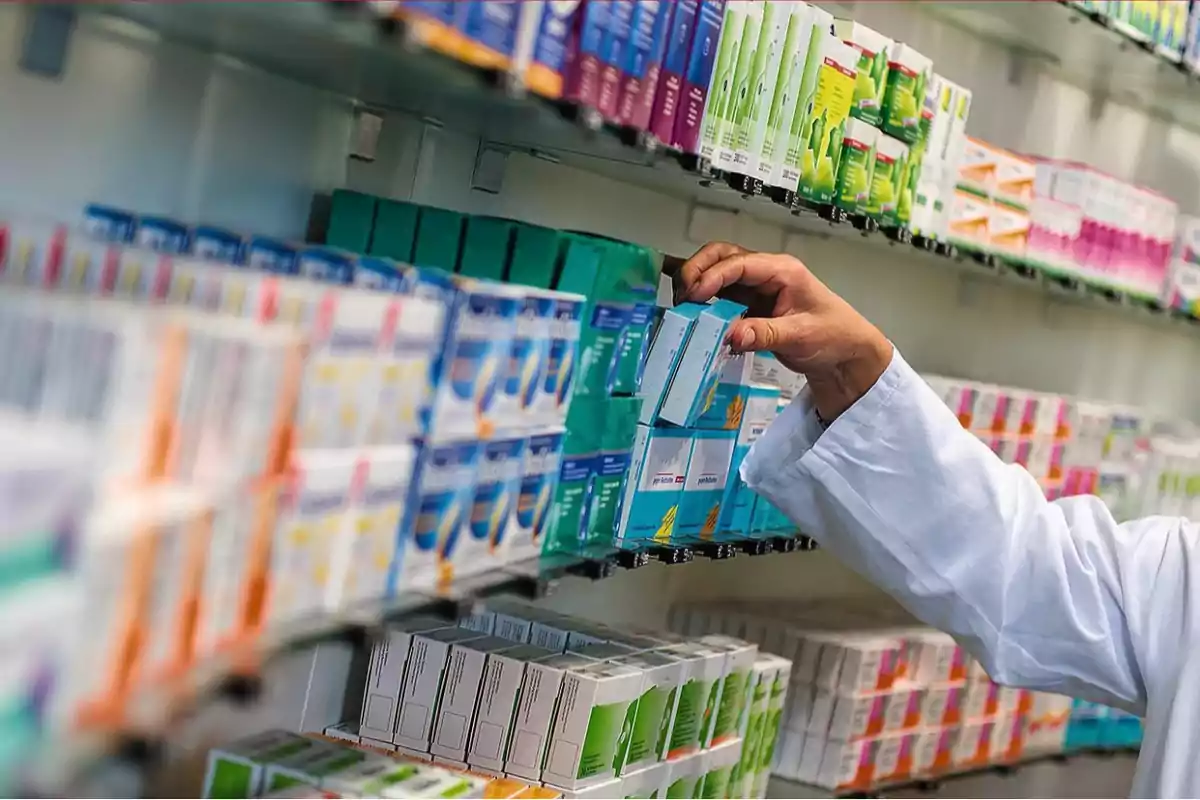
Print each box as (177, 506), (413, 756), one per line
(685, 252), (795, 304)
(675, 242), (748, 301)
(728, 315), (806, 354)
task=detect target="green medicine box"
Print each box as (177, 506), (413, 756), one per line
(413, 206), (466, 272)
(325, 189), (377, 254)
(508, 222), (564, 289)
(369, 198), (420, 262)
(201, 730), (324, 799)
(458, 216), (516, 281)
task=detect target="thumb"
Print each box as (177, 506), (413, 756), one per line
(729, 316), (803, 353)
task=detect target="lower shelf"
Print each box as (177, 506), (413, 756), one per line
(766, 747), (1141, 799)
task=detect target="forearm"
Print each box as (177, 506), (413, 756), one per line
(742, 351), (1150, 711)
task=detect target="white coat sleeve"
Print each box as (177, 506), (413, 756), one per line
(741, 348), (1190, 716)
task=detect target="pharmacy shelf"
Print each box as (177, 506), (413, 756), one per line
(78, 1), (1200, 336)
(765, 748), (1140, 799)
(29, 532), (815, 795)
(921, 2), (1200, 130)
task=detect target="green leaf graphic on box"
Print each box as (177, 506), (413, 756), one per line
(579, 700), (633, 779)
(655, 686), (679, 758)
(611, 698), (640, 773)
(702, 681), (720, 740)
(871, 48), (888, 101)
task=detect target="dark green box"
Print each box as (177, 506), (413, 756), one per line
(507, 223), (563, 289)
(413, 206), (466, 272)
(325, 189), (377, 254)
(458, 216), (516, 281)
(369, 199), (419, 262)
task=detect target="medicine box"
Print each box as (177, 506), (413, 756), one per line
(398, 438), (483, 594)
(466, 643), (556, 773)
(618, 761), (667, 799)
(429, 277), (521, 440)
(717, 385), (781, 538)
(658, 299), (747, 427)
(329, 446), (419, 613)
(700, 635), (759, 746)
(269, 455), (356, 613)
(610, 649), (688, 772)
(455, 437), (528, 583)
(694, 351), (754, 430)
(494, 291), (552, 435)
(614, 425), (692, 547)
(359, 616), (452, 742)
(542, 661), (643, 790)
(660, 641), (727, 758)
(202, 730), (322, 799)
(321, 756), (426, 797)
(538, 292), (586, 428)
(505, 653), (598, 782)
(510, 429), (565, 562)
(661, 751), (702, 798)
(431, 635), (519, 762)
(261, 741), (366, 794)
(675, 429), (737, 542)
(814, 634), (904, 695)
(395, 627), (486, 751)
(696, 737), (741, 799)
(637, 303), (702, 425)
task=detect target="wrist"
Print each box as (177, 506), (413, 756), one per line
(806, 334), (893, 421)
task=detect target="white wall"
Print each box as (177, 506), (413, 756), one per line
(2, 3), (1198, 627)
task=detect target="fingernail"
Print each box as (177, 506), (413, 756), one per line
(739, 326), (756, 348)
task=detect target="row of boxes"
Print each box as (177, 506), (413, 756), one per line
(350, 602), (787, 797)
(666, 599), (1135, 791)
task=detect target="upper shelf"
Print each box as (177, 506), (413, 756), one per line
(920, 2), (1200, 128)
(72, 1), (1200, 334)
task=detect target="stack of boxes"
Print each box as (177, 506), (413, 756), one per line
(323, 191), (665, 561)
(338, 602), (787, 798)
(668, 600), (1083, 793)
(625, 328), (806, 548)
(947, 148), (1180, 300)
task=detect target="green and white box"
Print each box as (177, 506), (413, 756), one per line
(834, 117), (879, 215)
(732, 0), (791, 177)
(662, 751), (702, 799)
(542, 661), (644, 790)
(659, 299), (747, 428)
(506, 652), (599, 782)
(832, 19), (892, 127)
(660, 641), (727, 758)
(380, 768), (489, 798)
(754, 657), (792, 796)
(637, 304), (702, 425)
(881, 42), (932, 144)
(615, 425), (693, 547)
(202, 730), (321, 799)
(431, 636), (518, 762)
(261, 742), (366, 794)
(621, 761), (668, 799)
(768, 4), (833, 190)
(697, 738), (742, 799)
(698, 1), (752, 162)
(322, 756), (428, 797)
(868, 134), (909, 225)
(758, 2), (822, 183)
(395, 627), (486, 751)
(699, 635), (759, 747)
(323, 721), (361, 744)
(794, 32), (860, 204)
(611, 649), (688, 774)
(466, 643), (555, 773)
(712, 1), (765, 171)
(360, 616), (452, 742)
(731, 657), (778, 796)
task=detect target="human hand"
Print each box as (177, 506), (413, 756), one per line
(674, 241), (893, 421)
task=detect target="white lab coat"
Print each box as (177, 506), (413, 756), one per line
(742, 348), (1199, 798)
